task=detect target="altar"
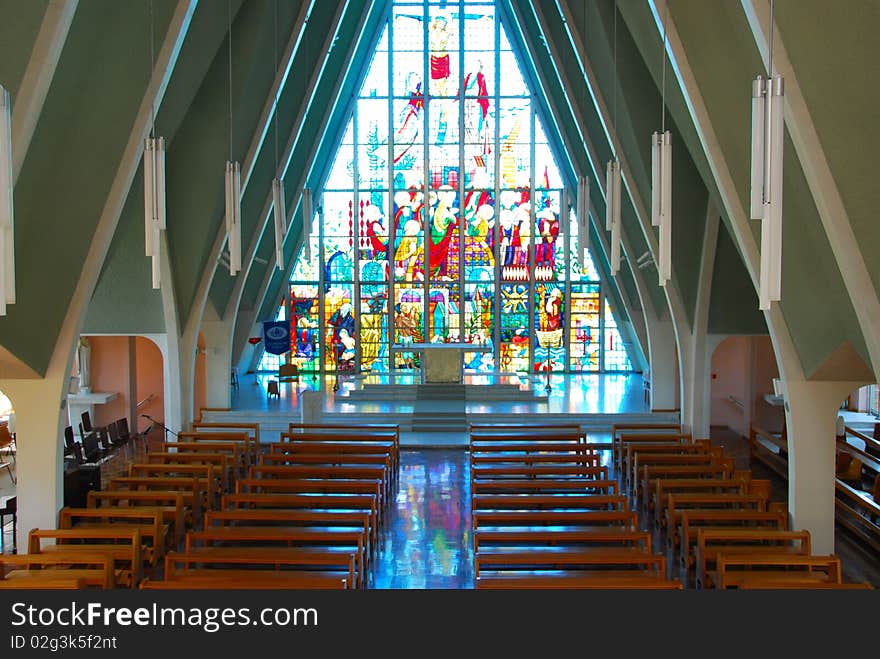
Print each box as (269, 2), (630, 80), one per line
(392, 342), (491, 383)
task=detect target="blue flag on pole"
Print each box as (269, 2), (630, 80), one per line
(263, 320), (291, 355)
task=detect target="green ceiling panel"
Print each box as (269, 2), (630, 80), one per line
(707, 220), (765, 335)
(83, 166), (165, 334)
(0, 0), (49, 98)
(775, 130), (869, 375)
(0, 0), (176, 374)
(775, 0), (880, 301)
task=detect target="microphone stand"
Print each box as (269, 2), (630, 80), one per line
(140, 414), (178, 444)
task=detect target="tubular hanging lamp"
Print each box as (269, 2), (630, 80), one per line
(224, 0), (241, 277)
(302, 187), (312, 261)
(605, 0), (622, 276)
(576, 176), (590, 263)
(750, 0), (784, 310)
(142, 0), (165, 290)
(271, 0), (285, 272)
(650, 2), (672, 287)
(0, 85), (14, 315)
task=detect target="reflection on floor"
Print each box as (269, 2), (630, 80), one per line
(373, 449), (473, 589)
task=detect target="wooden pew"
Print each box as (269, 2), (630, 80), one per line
(222, 493), (379, 545)
(612, 424), (683, 467)
(639, 461), (736, 511)
(27, 528), (142, 588)
(144, 452), (233, 493)
(475, 548), (666, 578)
(86, 491), (186, 546)
(650, 477), (759, 523)
(234, 478), (383, 515)
(129, 463), (220, 508)
(476, 573), (683, 589)
(151, 549), (354, 590)
(0, 552), (115, 589)
(677, 509), (788, 565)
(178, 430), (255, 469)
(283, 429), (399, 474)
(162, 441), (246, 478)
(715, 554), (842, 589)
(834, 479), (880, 554)
(250, 464), (389, 500)
(472, 493), (628, 512)
(695, 529), (812, 589)
(185, 527), (365, 587)
(107, 476), (206, 520)
(191, 422), (260, 456)
(663, 492), (770, 533)
(474, 528), (652, 553)
(749, 425), (788, 478)
(473, 510), (637, 530)
(0, 578), (85, 589)
(632, 453), (727, 496)
(204, 508), (373, 558)
(471, 477), (617, 497)
(58, 507), (166, 567)
(261, 451), (392, 473)
(471, 464), (607, 481)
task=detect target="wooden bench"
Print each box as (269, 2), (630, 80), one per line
(695, 529), (812, 589)
(192, 422), (260, 454)
(261, 451), (392, 472)
(475, 548), (666, 577)
(677, 509), (788, 565)
(107, 476), (206, 520)
(205, 508), (374, 557)
(471, 477), (616, 497)
(640, 462), (736, 511)
(749, 425), (788, 477)
(250, 464), (389, 500)
(141, 574), (347, 590)
(612, 424), (683, 467)
(472, 493), (629, 512)
(623, 441), (715, 484)
(129, 463), (220, 508)
(0, 552), (115, 589)
(663, 492), (770, 534)
(476, 573), (683, 589)
(473, 509), (637, 530)
(58, 507), (167, 566)
(0, 577), (85, 589)
(471, 464), (607, 480)
(650, 477), (759, 523)
(179, 430), (256, 468)
(185, 527), (366, 587)
(27, 528), (142, 588)
(234, 478), (383, 515)
(715, 553), (842, 589)
(144, 452), (233, 493)
(632, 453), (727, 495)
(154, 549), (354, 589)
(283, 429), (399, 474)
(163, 441), (246, 477)
(87, 491), (186, 546)
(222, 493), (379, 545)
(474, 528), (652, 552)
(834, 479), (880, 554)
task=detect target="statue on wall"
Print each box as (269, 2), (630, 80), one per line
(77, 337), (91, 393)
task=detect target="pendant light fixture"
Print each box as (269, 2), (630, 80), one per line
(606, 0), (621, 276)
(576, 175), (590, 263)
(651, 1), (672, 286)
(143, 0), (165, 290)
(750, 0), (784, 310)
(224, 0), (241, 277)
(0, 85), (14, 315)
(271, 0), (286, 271)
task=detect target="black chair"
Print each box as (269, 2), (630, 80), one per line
(0, 496), (17, 551)
(81, 432), (102, 463)
(116, 417), (142, 450)
(106, 421), (130, 458)
(81, 411), (93, 433)
(63, 425), (76, 457)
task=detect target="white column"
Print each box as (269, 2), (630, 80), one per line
(0, 376), (66, 550)
(201, 318), (233, 408)
(647, 319), (678, 411)
(784, 379), (862, 554)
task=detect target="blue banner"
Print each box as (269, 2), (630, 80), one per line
(263, 320), (291, 355)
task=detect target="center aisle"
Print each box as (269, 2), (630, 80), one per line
(372, 449), (474, 588)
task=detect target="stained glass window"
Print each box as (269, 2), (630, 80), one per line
(259, 0), (633, 374)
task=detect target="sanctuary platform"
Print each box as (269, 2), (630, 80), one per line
(214, 372), (679, 446)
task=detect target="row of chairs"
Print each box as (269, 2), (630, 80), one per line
(63, 414), (140, 466)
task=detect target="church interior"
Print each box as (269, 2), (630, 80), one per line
(0, 0), (878, 590)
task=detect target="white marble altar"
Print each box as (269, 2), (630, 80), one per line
(395, 343), (491, 383)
